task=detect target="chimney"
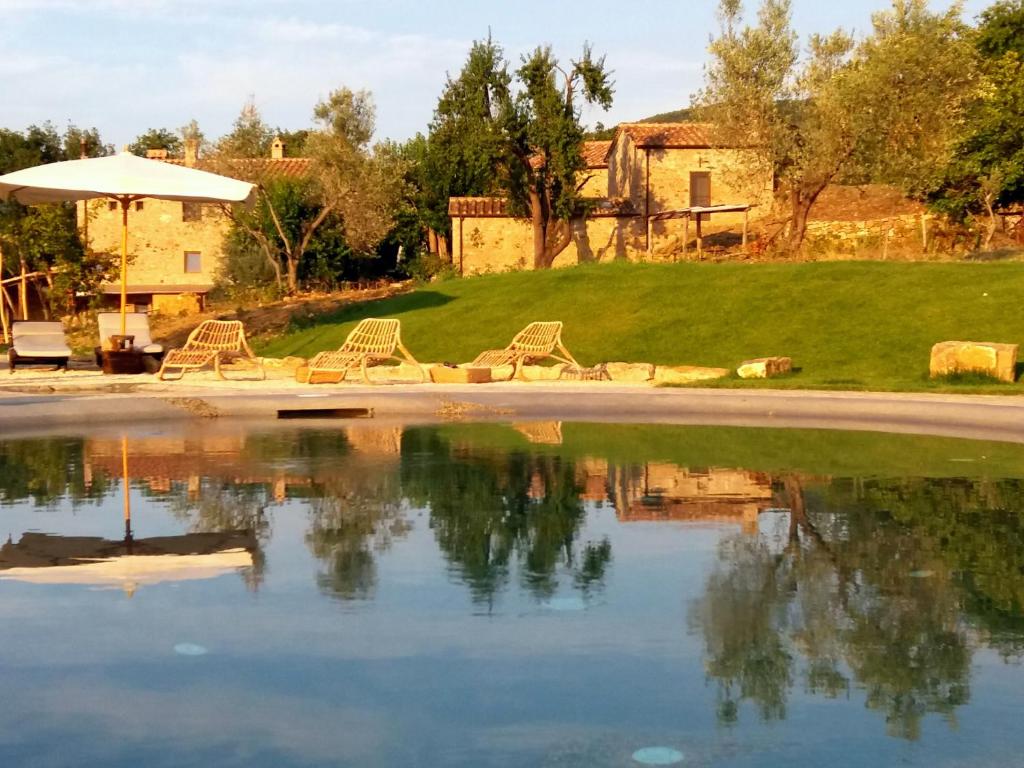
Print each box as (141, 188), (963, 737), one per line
(145, 148), (168, 160)
(184, 138), (199, 168)
(271, 136), (285, 160)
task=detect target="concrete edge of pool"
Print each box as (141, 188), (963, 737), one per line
(1, 383), (1023, 444)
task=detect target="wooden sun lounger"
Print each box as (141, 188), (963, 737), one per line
(302, 318), (423, 384)
(471, 321), (580, 379)
(157, 319), (264, 381)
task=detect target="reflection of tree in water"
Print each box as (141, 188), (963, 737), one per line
(167, 480), (271, 591)
(0, 438), (111, 506)
(690, 475), (1011, 740)
(401, 429), (611, 607)
(305, 472), (409, 601)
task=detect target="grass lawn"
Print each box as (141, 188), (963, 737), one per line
(258, 260), (1024, 393)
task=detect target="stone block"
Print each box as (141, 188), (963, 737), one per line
(929, 341), (1018, 382)
(604, 362), (655, 382)
(429, 365), (491, 384)
(737, 356), (792, 379)
(520, 363), (567, 381)
(489, 364), (515, 382)
(654, 365), (730, 385)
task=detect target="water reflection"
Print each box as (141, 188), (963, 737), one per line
(1, 421), (1023, 753)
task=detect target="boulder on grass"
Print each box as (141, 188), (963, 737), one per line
(929, 341), (1018, 382)
(654, 365), (730, 385)
(605, 362), (655, 383)
(737, 356), (792, 379)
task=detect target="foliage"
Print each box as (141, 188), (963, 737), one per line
(216, 95), (275, 158)
(217, 89), (405, 294)
(927, 1), (1024, 246)
(0, 122), (113, 315)
(260, 259), (1024, 394)
(127, 127), (182, 157)
(698, 0), (974, 254)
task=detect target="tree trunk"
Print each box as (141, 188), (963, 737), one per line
(983, 192), (997, 250)
(530, 189), (547, 269)
(285, 256), (299, 295)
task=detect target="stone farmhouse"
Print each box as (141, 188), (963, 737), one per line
(77, 138), (308, 314)
(448, 122), (774, 274)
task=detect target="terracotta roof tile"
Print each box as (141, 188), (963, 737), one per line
(448, 197), (510, 217)
(162, 157), (312, 180)
(614, 122), (716, 149)
(581, 140), (612, 168)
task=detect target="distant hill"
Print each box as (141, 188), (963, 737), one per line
(639, 107), (697, 123)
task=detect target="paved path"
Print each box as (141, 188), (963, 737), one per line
(1, 382), (1023, 443)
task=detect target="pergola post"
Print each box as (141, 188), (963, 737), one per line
(682, 216), (689, 260)
(0, 246), (8, 344)
(646, 217), (653, 258)
(742, 208), (749, 253)
(696, 214), (704, 260)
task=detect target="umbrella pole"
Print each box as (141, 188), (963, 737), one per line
(120, 199), (129, 337)
(122, 435), (133, 544)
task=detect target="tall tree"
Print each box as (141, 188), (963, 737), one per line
(418, 37), (613, 269)
(698, 0), (974, 254)
(504, 44), (614, 268)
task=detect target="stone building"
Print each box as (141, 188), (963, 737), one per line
(448, 123), (773, 274)
(78, 138), (309, 313)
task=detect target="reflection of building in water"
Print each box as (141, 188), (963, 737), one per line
(82, 426), (403, 500)
(578, 460), (773, 533)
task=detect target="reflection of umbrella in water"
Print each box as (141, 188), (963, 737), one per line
(0, 151), (254, 335)
(0, 437), (257, 596)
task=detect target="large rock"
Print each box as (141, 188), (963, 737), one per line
(929, 341), (1018, 382)
(737, 356), (792, 379)
(654, 365), (730, 385)
(605, 362), (655, 382)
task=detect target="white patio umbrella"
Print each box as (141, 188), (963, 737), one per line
(0, 151), (255, 335)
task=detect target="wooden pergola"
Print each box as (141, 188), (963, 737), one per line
(646, 203), (753, 260)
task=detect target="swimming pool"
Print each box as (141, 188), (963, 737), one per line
(2, 421), (1022, 767)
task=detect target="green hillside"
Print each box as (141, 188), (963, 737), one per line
(258, 261), (1024, 393)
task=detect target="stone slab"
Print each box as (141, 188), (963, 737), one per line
(654, 365), (730, 385)
(605, 362), (655, 383)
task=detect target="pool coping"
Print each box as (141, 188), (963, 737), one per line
(1, 382), (1023, 444)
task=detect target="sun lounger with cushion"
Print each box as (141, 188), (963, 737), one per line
(8, 321), (71, 373)
(94, 312), (165, 372)
(470, 321), (580, 379)
(302, 318), (423, 384)
(157, 319), (264, 381)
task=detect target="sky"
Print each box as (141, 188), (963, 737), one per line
(0, 0), (993, 150)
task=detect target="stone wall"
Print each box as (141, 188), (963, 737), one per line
(79, 198), (229, 290)
(804, 213), (927, 254)
(579, 166), (609, 198)
(453, 214), (648, 274)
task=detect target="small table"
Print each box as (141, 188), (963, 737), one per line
(101, 349), (146, 375)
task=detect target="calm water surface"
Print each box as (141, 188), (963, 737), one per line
(1, 421), (1023, 767)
